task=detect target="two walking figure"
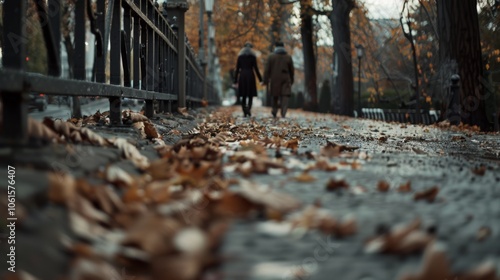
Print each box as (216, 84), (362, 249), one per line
(233, 41), (294, 118)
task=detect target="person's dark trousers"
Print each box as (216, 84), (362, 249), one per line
(241, 95), (253, 116)
(271, 96), (279, 117)
(272, 95), (289, 117)
(234, 90), (241, 105)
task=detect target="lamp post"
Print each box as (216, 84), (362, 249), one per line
(355, 44), (363, 118)
(205, 0), (214, 85)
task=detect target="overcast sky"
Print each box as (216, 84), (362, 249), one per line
(364, 0), (403, 19)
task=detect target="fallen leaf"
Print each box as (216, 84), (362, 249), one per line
(132, 122), (147, 139)
(295, 172), (316, 183)
(414, 186), (439, 202)
(476, 226), (492, 242)
(105, 166), (135, 188)
(70, 258), (122, 280)
(152, 254), (203, 280)
(28, 118), (60, 141)
(472, 165), (487, 176)
(237, 180), (301, 213)
(144, 121), (160, 139)
(80, 127), (109, 146)
(365, 219), (434, 255)
(377, 180), (390, 192)
(326, 178), (349, 191)
(178, 107), (189, 116)
(398, 242), (452, 280)
(398, 181), (412, 192)
(122, 214), (180, 256)
(110, 138), (150, 169)
(457, 260), (498, 280)
(47, 172), (76, 205)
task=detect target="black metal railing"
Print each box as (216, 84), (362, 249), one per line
(360, 108), (440, 125)
(0, 0), (219, 144)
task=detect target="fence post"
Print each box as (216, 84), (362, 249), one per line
(448, 74), (461, 125)
(166, 0), (189, 110)
(0, 0), (28, 145)
(109, 0), (123, 125)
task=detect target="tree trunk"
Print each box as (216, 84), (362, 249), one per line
(437, 0), (489, 129)
(300, 0), (317, 110)
(330, 0), (355, 116)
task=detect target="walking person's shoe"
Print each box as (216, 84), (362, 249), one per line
(243, 107), (251, 117)
(272, 111), (277, 118)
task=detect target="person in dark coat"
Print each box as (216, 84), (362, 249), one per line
(233, 42), (262, 117)
(262, 41), (294, 118)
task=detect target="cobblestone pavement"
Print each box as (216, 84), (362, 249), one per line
(220, 106), (500, 280)
(1, 105), (499, 280)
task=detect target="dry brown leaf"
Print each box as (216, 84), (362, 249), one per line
(290, 205), (325, 230)
(451, 135), (466, 141)
(28, 118), (60, 141)
(152, 254), (203, 280)
(132, 121), (147, 139)
(173, 227), (208, 255)
(472, 165), (487, 176)
(365, 219), (434, 255)
(70, 258), (122, 280)
(326, 178), (349, 191)
(295, 172), (316, 183)
(47, 172), (76, 205)
(414, 186), (439, 202)
(398, 242), (452, 280)
(144, 180), (172, 204)
(398, 181), (412, 193)
(70, 194), (110, 224)
(178, 107), (189, 116)
(70, 130), (82, 143)
(476, 226), (492, 242)
(80, 128), (109, 146)
(335, 216), (357, 237)
(122, 214), (181, 256)
(110, 138), (150, 169)
(316, 158), (339, 171)
(124, 110), (149, 123)
(238, 180), (301, 213)
(105, 165), (135, 188)
(377, 180), (390, 192)
(144, 121), (160, 139)
(122, 185), (147, 204)
(211, 191), (258, 217)
(458, 260), (497, 280)
(320, 144), (341, 158)
(284, 138), (299, 151)
(320, 141), (359, 158)
(69, 211), (110, 240)
(43, 118), (78, 139)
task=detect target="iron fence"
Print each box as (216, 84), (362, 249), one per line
(0, 0), (219, 144)
(361, 108), (441, 125)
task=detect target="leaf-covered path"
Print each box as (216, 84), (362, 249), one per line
(1, 106), (499, 280)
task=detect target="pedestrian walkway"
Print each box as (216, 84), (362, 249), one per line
(1, 106), (499, 280)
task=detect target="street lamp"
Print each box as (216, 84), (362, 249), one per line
(205, 0), (214, 14)
(355, 44), (364, 117)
